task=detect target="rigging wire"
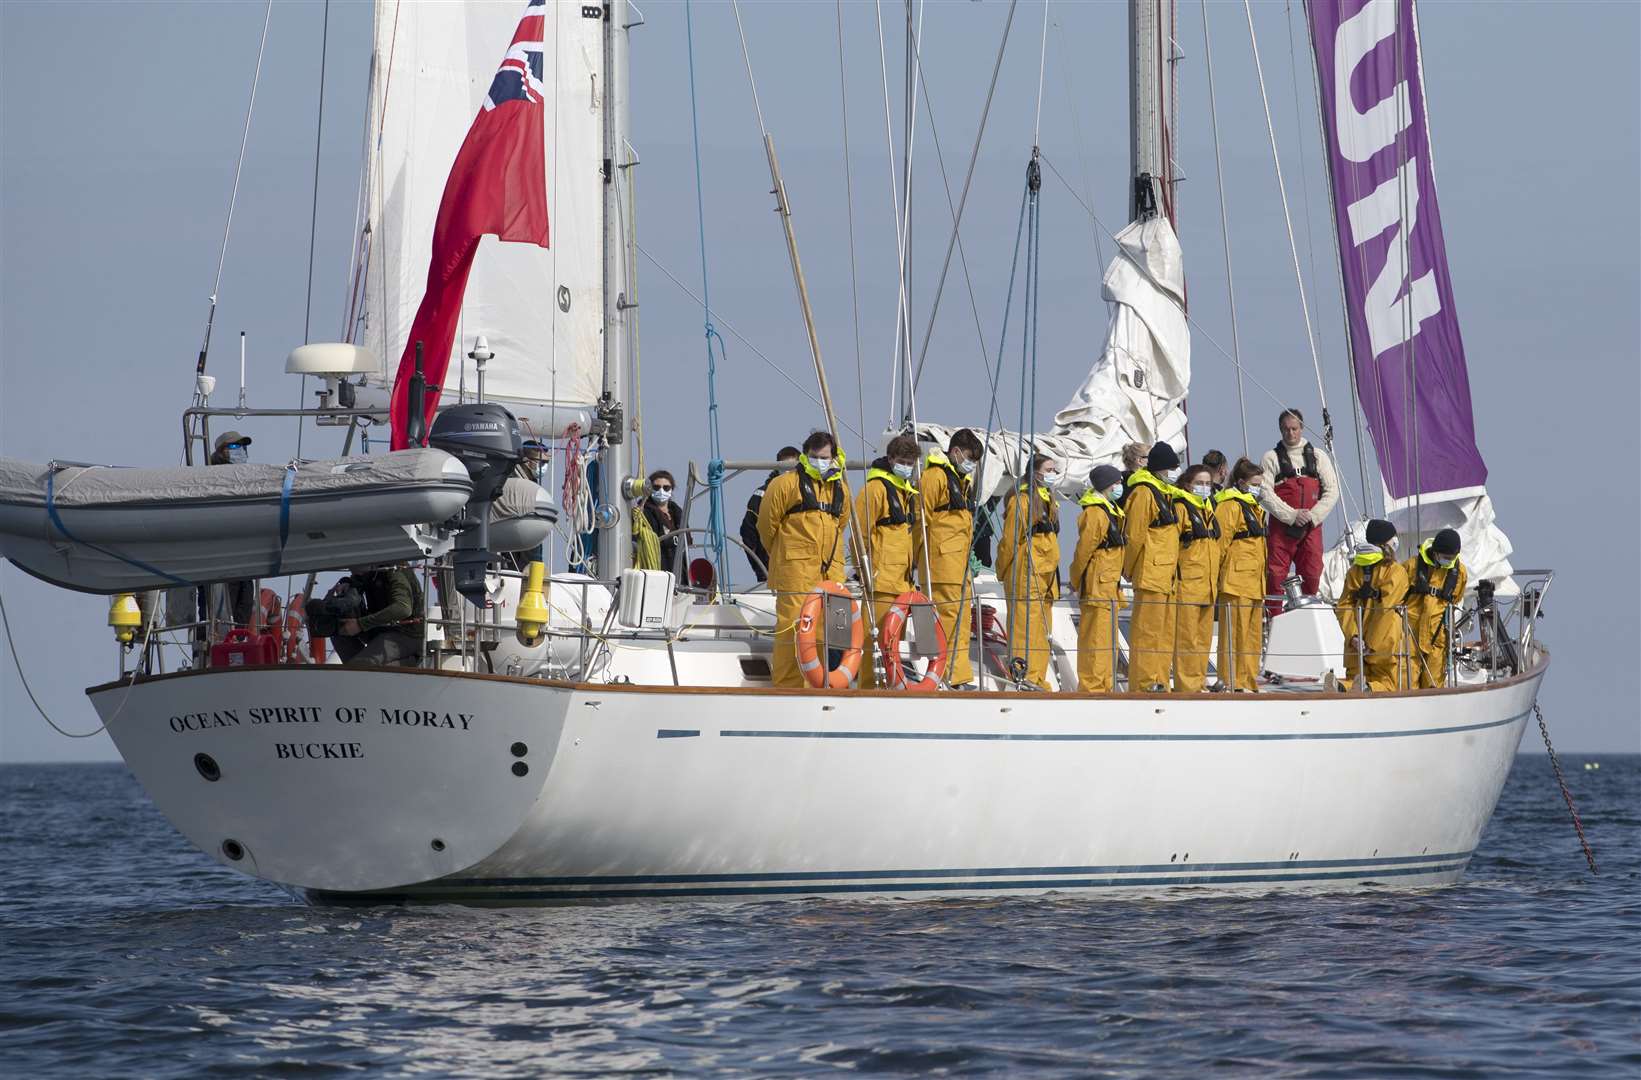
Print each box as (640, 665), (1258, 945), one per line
(683, 0), (732, 594)
(1198, 0), (1249, 457)
(873, 0), (913, 432)
(907, 0), (1020, 397)
(1283, 0), (1324, 340)
(1032, 0), (1051, 150)
(1298, 0), (1378, 518)
(1037, 152), (1367, 528)
(1242, 0), (1332, 448)
(194, 0), (273, 387)
(835, 2), (870, 480)
(296, 0), (331, 464)
(911, 49), (999, 390)
(634, 245), (863, 438)
(1052, 13), (1107, 273)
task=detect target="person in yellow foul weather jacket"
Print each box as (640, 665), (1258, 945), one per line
(996, 453), (1062, 687)
(1172, 465), (1222, 692)
(1402, 528), (1467, 688)
(757, 430), (853, 688)
(1214, 458), (1268, 692)
(920, 429), (984, 688)
(1121, 442), (1184, 691)
(1070, 464), (1126, 692)
(1336, 519), (1411, 693)
(856, 434), (922, 688)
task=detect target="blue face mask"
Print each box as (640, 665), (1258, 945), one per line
(892, 462), (915, 480)
(1106, 484), (1123, 501)
(650, 489), (671, 505)
(226, 446), (248, 464)
(958, 458), (978, 475)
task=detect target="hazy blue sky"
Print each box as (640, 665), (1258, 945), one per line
(2, 0), (1637, 758)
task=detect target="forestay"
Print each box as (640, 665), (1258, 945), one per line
(359, 0), (604, 430)
(1306, 0), (1512, 584)
(917, 215), (1190, 505)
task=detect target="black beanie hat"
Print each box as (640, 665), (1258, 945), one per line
(1432, 528), (1461, 556)
(1365, 519), (1397, 546)
(1146, 442), (1180, 471)
(1089, 464), (1123, 491)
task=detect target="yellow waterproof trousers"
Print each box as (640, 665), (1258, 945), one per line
(1411, 637), (1450, 689)
(771, 589), (808, 688)
(1128, 589), (1176, 691)
(1077, 600), (1119, 692)
(1172, 602), (1216, 693)
(929, 580), (975, 687)
(1216, 597), (1263, 692)
(1007, 572), (1056, 686)
(1344, 647), (1407, 693)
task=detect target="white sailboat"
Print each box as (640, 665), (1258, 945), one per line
(3, 0), (1552, 903)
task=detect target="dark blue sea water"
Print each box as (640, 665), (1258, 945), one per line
(2, 754), (1636, 1077)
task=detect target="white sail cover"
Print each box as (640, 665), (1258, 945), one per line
(359, 0), (604, 426)
(917, 216), (1190, 502)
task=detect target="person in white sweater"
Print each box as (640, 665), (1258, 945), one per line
(1259, 408), (1339, 608)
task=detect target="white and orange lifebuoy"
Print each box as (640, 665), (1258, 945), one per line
(879, 590), (949, 692)
(794, 581), (863, 689)
(257, 588), (283, 654)
(283, 593), (308, 664)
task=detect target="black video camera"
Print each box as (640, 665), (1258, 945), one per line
(307, 581), (366, 639)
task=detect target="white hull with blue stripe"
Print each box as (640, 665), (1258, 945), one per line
(87, 646), (1544, 905)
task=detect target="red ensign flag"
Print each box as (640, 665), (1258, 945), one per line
(389, 0), (550, 449)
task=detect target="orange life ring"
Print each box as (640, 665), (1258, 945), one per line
(794, 581), (863, 689)
(879, 590), (949, 691)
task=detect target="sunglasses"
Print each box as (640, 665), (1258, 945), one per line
(653, 485), (673, 492)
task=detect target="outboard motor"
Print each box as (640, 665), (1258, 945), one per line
(428, 403), (523, 605)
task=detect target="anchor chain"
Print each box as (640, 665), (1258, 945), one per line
(1533, 702), (1597, 874)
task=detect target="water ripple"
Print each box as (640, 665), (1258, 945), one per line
(1, 757), (1636, 1077)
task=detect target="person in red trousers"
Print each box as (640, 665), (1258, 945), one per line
(1259, 408), (1339, 614)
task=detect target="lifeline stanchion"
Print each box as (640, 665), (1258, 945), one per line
(1533, 703), (1598, 875)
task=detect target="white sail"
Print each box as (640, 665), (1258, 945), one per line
(917, 216), (1191, 502)
(358, 0), (605, 434)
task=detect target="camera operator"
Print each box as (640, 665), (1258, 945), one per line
(332, 564), (424, 668)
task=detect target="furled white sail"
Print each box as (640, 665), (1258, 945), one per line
(916, 215), (1191, 502)
(358, 0), (604, 434)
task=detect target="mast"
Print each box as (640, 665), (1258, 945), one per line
(597, 0), (634, 577)
(1128, 0), (1170, 221)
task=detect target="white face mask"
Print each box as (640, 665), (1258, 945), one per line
(1041, 472), (1061, 488)
(1191, 483), (1212, 499)
(892, 462), (915, 480)
(807, 455), (835, 476)
(226, 446), (249, 464)
(1247, 485), (1262, 499)
(958, 458), (978, 475)
(1163, 467), (1181, 483)
(650, 489), (671, 505)
(1387, 537), (1400, 553)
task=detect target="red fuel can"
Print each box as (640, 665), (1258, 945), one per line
(210, 628), (278, 668)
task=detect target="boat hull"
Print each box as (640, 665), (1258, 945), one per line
(88, 661), (1543, 903)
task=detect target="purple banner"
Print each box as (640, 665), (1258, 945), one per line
(1306, 0), (1487, 501)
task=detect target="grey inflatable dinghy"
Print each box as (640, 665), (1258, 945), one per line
(0, 450), (547, 594)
